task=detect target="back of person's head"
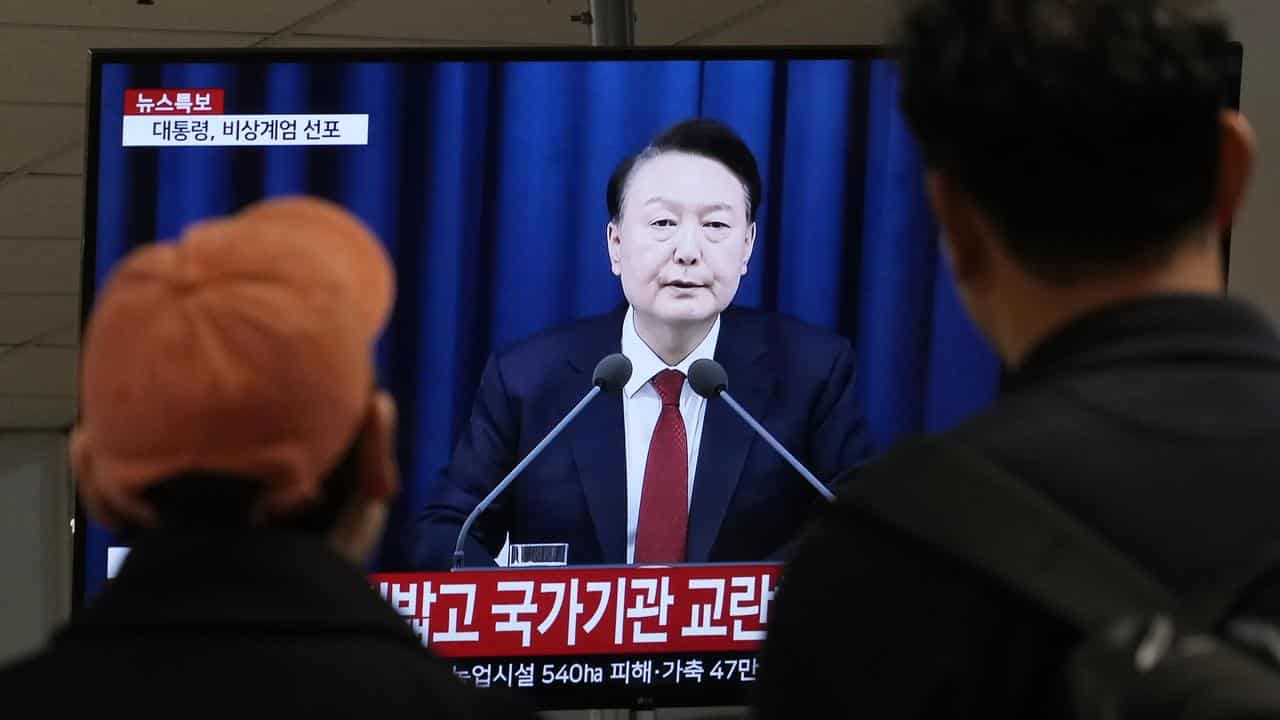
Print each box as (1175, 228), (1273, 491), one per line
(607, 117), (763, 223)
(899, 0), (1243, 285)
(71, 197), (399, 562)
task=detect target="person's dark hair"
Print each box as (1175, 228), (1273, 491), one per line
(899, 0), (1233, 284)
(137, 440), (361, 534)
(607, 118), (763, 223)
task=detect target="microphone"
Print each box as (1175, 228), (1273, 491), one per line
(452, 353), (632, 570)
(688, 358), (836, 503)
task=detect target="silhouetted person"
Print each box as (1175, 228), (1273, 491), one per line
(757, 1), (1269, 717)
(0, 198), (533, 719)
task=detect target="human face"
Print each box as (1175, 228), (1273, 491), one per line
(607, 152), (756, 329)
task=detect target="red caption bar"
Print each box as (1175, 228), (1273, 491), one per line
(370, 564), (781, 658)
(124, 89), (224, 115)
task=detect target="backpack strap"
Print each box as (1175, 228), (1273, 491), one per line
(1184, 547), (1280, 630)
(849, 437), (1280, 720)
(849, 436), (1176, 632)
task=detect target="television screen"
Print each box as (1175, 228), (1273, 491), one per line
(80, 46), (1015, 709)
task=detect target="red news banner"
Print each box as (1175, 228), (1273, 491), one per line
(124, 89), (225, 115)
(370, 564), (780, 657)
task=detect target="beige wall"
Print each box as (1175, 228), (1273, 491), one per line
(1222, 0), (1280, 315)
(0, 433), (72, 666)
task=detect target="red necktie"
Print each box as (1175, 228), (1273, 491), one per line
(635, 369), (689, 564)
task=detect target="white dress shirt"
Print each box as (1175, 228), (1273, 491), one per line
(620, 306), (720, 564)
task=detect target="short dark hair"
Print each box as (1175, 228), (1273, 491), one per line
(136, 441), (360, 535)
(899, 0), (1233, 284)
(607, 118), (763, 223)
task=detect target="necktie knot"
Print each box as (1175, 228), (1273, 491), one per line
(652, 369), (685, 407)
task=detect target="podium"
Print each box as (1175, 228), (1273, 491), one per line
(371, 562), (781, 709)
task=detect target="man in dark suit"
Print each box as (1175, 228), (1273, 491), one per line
(0, 199), (531, 719)
(415, 119), (871, 569)
(755, 1), (1270, 718)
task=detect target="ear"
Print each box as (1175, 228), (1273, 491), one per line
(69, 428), (90, 491)
(67, 428), (107, 525)
(327, 392), (399, 565)
(69, 427), (157, 530)
(356, 391), (399, 504)
(607, 221), (624, 277)
(741, 222), (757, 276)
(925, 172), (993, 288)
(1213, 110), (1256, 233)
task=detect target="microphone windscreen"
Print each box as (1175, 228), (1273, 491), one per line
(592, 353), (633, 393)
(688, 358), (728, 398)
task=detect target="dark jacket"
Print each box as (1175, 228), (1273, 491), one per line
(416, 306), (871, 569)
(0, 527), (534, 719)
(756, 295), (1280, 719)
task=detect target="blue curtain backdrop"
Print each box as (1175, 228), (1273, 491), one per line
(86, 57), (1000, 598)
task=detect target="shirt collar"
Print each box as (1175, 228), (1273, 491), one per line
(622, 306), (721, 398)
(1007, 293), (1280, 392)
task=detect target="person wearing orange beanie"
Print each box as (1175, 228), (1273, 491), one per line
(0, 197), (533, 719)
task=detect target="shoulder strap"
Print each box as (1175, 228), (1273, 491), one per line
(849, 436), (1176, 632)
(1187, 547), (1280, 629)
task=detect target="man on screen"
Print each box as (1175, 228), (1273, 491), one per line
(415, 119), (871, 569)
(0, 198), (531, 718)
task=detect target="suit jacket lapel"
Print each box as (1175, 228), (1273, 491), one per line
(686, 309), (772, 562)
(564, 308), (628, 565)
